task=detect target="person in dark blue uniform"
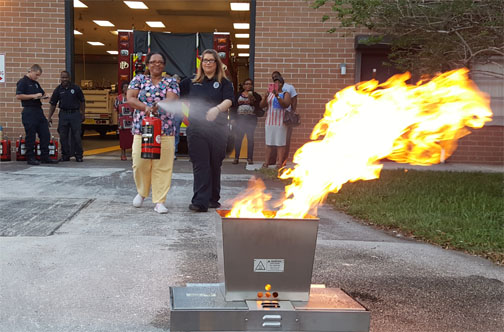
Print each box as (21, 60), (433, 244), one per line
(15, 64), (57, 165)
(180, 49), (234, 212)
(48, 70), (86, 162)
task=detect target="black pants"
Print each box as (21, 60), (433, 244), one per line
(233, 115), (257, 160)
(187, 125), (228, 209)
(58, 111), (83, 158)
(21, 107), (50, 160)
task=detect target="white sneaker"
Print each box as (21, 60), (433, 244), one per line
(133, 194), (144, 208)
(154, 203), (168, 214)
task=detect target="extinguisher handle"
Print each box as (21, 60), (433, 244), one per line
(145, 106), (154, 117)
(151, 102), (160, 116)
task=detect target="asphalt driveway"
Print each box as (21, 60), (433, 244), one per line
(0, 158), (502, 332)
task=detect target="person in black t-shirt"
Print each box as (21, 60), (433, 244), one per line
(15, 64), (57, 165)
(179, 49), (234, 212)
(48, 71), (86, 162)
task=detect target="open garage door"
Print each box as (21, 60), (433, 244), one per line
(71, 0), (253, 158)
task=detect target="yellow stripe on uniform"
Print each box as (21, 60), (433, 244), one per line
(83, 145), (121, 156)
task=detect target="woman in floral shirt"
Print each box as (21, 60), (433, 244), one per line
(126, 52), (180, 214)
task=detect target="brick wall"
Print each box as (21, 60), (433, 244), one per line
(253, 0), (503, 166)
(448, 126), (504, 165)
(0, 0), (65, 155)
(253, 0), (359, 162)
(0, 0), (501, 165)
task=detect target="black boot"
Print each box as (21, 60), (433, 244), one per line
(188, 204), (208, 212)
(40, 157), (58, 164)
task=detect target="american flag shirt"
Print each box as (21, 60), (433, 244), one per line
(265, 92), (285, 126)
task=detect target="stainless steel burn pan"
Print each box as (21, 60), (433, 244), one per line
(217, 210), (319, 302)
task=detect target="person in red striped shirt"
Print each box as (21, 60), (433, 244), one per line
(259, 76), (291, 168)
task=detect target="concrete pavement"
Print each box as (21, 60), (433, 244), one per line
(0, 157), (503, 332)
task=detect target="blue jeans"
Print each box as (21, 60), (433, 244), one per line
(174, 114), (183, 154)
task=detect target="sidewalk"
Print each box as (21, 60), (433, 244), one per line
(246, 159), (504, 173)
(0, 157), (503, 332)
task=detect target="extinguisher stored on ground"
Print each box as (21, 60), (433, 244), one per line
(35, 136), (58, 160)
(141, 116), (161, 159)
(16, 135), (27, 161)
(48, 136), (59, 161)
(16, 134), (58, 161)
(0, 125), (11, 161)
(0, 139), (11, 162)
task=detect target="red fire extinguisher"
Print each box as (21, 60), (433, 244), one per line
(35, 140), (41, 160)
(141, 116), (161, 159)
(16, 135), (27, 161)
(48, 136), (59, 161)
(16, 134), (58, 161)
(0, 139), (11, 161)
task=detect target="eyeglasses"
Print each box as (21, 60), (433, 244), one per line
(148, 61), (165, 65)
(202, 59), (216, 64)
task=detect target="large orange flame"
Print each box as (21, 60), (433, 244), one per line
(227, 68), (493, 219)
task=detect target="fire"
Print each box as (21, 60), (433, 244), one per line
(227, 68), (493, 219)
(225, 177), (275, 218)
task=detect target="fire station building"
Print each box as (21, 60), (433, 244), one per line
(0, 0), (502, 165)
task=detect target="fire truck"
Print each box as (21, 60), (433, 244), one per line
(82, 88), (118, 137)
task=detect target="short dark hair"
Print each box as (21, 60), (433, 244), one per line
(272, 71), (281, 76)
(243, 78), (254, 85)
(60, 70), (70, 76)
(146, 52), (166, 65)
(30, 64), (42, 73)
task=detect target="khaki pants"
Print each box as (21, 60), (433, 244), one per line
(132, 135), (175, 203)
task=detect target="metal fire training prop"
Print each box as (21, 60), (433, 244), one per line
(169, 210), (370, 332)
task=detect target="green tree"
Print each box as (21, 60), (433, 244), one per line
(311, 0), (504, 78)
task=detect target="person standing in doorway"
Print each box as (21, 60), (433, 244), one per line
(15, 64), (58, 165)
(180, 49), (234, 212)
(271, 71), (298, 166)
(231, 78), (262, 165)
(48, 70), (86, 162)
(114, 82), (134, 161)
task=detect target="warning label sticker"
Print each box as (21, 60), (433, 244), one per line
(253, 259), (284, 273)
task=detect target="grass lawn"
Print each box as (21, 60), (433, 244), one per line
(258, 167), (504, 264)
(326, 169), (504, 264)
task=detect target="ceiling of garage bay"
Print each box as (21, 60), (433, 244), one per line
(73, 0), (251, 56)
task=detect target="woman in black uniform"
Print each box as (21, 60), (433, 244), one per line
(180, 49), (234, 212)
